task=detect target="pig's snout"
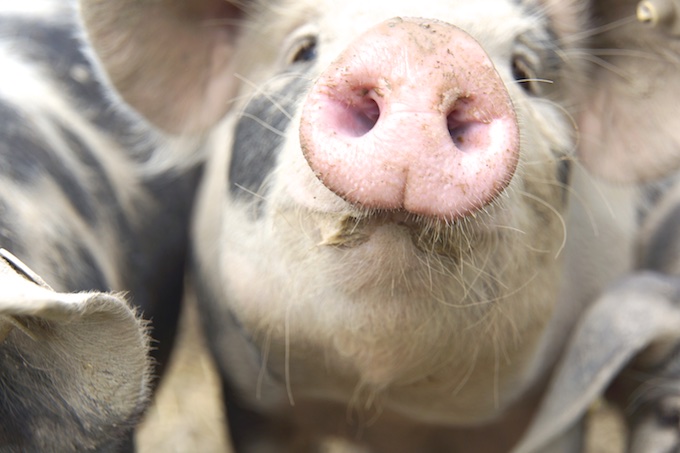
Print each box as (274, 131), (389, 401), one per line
(300, 18), (519, 220)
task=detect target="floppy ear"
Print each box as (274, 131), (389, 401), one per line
(512, 272), (680, 453)
(0, 249), (151, 451)
(577, 0), (680, 183)
(78, 0), (252, 134)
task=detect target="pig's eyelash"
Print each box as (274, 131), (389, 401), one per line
(289, 36), (318, 64)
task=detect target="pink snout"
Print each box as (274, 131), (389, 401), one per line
(300, 17), (519, 220)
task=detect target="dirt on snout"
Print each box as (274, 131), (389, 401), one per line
(137, 296), (626, 453)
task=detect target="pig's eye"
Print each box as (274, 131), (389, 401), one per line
(511, 53), (541, 96)
(511, 29), (560, 97)
(289, 36), (318, 64)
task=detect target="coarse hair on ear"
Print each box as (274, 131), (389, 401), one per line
(577, 0), (680, 183)
(78, 0), (255, 134)
(0, 249), (151, 451)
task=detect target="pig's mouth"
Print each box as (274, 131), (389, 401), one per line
(315, 209), (494, 258)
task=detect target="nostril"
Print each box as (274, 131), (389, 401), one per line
(447, 109), (489, 153)
(448, 122), (475, 152)
(344, 93), (380, 137)
(326, 90), (380, 138)
(350, 95), (380, 136)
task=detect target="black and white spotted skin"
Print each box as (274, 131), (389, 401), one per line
(0, 2), (198, 312)
(0, 2), (201, 451)
(78, 0), (680, 452)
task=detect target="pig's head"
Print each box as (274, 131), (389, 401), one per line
(80, 0), (680, 433)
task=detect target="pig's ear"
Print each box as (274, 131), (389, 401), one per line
(512, 272), (680, 453)
(0, 249), (151, 450)
(577, 0), (680, 183)
(79, 0), (251, 134)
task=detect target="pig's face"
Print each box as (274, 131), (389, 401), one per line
(198, 0), (581, 423)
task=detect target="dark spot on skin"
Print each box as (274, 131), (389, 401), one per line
(0, 11), (202, 384)
(0, 16), (156, 152)
(53, 119), (126, 225)
(53, 240), (109, 292)
(0, 102), (98, 225)
(229, 76), (312, 210)
(0, 18), (116, 125)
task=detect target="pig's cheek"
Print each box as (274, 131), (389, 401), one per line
(278, 134), (352, 215)
(220, 233), (281, 329)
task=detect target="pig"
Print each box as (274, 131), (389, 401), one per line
(78, 0), (680, 451)
(0, 1), (200, 450)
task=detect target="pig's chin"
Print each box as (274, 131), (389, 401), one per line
(312, 207), (500, 259)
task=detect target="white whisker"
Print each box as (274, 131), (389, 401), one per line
(256, 328), (273, 400)
(493, 339), (500, 410)
(518, 191), (567, 259)
(568, 158), (618, 224)
(451, 346), (479, 397)
(523, 171), (600, 236)
(236, 112), (287, 137)
(234, 72), (311, 121)
(561, 16), (637, 44)
(232, 182), (268, 200)
(284, 304), (295, 406)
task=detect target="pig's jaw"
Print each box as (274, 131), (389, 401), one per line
(220, 190), (564, 424)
